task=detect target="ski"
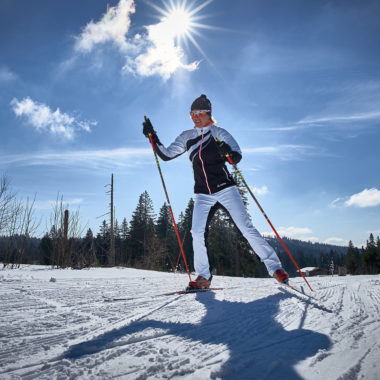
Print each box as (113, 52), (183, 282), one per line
(279, 280), (321, 301)
(103, 287), (223, 302)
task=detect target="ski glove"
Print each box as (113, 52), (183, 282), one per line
(217, 141), (242, 164)
(142, 117), (160, 144)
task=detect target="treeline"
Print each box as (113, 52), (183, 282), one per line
(1, 172), (380, 276)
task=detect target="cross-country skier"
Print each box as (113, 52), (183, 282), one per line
(142, 94), (289, 289)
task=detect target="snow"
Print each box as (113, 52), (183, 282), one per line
(300, 267), (319, 272)
(1, 266), (379, 379)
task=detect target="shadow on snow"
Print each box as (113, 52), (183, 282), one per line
(64, 291), (331, 379)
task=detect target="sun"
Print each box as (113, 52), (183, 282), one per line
(148, 0), (216, 53)
(164, 8), (192, 36)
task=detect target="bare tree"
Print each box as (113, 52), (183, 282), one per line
(1, 175), (40, 268)
(13, 195), (40, 267)
(0, 175), (17, 235)
(2, 197), (23, 267)
(48, 194), (86, 268)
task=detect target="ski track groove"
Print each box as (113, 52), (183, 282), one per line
(1, 270), (380, 379)
(0, 293), (184, 379)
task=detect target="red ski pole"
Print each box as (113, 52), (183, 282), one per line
(175, 230), (187, 270)
(224, 152), (313, 292)
(145, 116), (192, 282)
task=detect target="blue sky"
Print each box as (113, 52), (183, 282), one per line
(1, 0), (380, 247)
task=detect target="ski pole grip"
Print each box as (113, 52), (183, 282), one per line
(144, 115), (156, 150)
(215, 137), (234, 165)
(225, 154), (234, 165)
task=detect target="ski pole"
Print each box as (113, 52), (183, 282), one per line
(175, 230), (187, 271)
(144, 116), (192, 282)
(220, 147), (313, 291)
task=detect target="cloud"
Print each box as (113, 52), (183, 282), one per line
(34, 198), (84, 210)
(0, 147), (152, 171)
(75, 0), (135, 52)
(263, 110), (380, 133)
(344, 188), (380, 208)
(10, 97), (95, 140)
(330, 197), (344, 208)
(251, 185), (268, 196)
(297, 111), (380, 126)
(324, 237), (347, 246)
(263, 226), (318, 242)
(0, 65), (17, 82)
(122, 15), (199, 79)
(241, 43), (344, 75)
(74, 0), (199, 79)
(242, 144), (319, 160)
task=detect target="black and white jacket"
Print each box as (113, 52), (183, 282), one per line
(154, 124), (242, 195)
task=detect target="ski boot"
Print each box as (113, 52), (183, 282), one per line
(273, 268), (289, 284)
(186, 275), (212, 292)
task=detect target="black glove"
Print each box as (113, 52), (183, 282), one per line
(217, 141), (232, 157)
(143, 117), (154, 137)
(142, 117), (159, 143)
(228, 151), (242, 164)
(217, 141), (242, 164)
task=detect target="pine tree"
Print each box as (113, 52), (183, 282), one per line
(345, 240), (361, 274)
(39, 233), (52, 265)
(80, 228), (97, 267)
(177, 198), (194, 272)
(156, 203), (176, 271)
(128, 191), (156, 268)
(362, 233), (378, 274)
(376, 236), (380, 271)
(113, 219), (122, 265)
(95, 220), (109, 266)
(120, 218), (129, 265)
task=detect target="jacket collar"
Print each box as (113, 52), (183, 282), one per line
(194, 122), (212, 134)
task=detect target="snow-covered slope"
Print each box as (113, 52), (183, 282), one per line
(0, 266), (379, 379)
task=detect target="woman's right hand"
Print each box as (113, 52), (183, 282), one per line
(142, 117), (155, 137)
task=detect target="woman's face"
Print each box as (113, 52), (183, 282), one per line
(190, 110), (211, 128)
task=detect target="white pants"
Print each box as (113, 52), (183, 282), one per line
(191, 186), (282, 279)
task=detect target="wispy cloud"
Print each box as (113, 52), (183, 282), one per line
(0, 147), (152, 171)
(242, 144), (320, 160)
(241, 43), (348, 75)
(34, 198), (84, 210)
(0, 65), (17, 82)
(75, 0), (199, 79)
(260, 78), (380, 133)
(344, 188), (380, 208)
(297, 111), (380, 126)
(263, 226), (318, 242)
(262, 110), (380, 132)
(10, 97), (95, 140)
(324, 237), (348, 246)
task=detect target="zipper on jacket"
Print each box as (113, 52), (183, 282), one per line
(199, 129), (212, 194)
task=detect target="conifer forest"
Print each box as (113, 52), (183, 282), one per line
(1, 175), (379, 276)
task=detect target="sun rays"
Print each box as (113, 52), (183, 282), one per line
(146, 0), (217, 63)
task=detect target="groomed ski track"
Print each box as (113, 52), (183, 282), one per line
(0, 266), (379, 379)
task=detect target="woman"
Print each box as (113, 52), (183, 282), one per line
(143, 94), (288, 289)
